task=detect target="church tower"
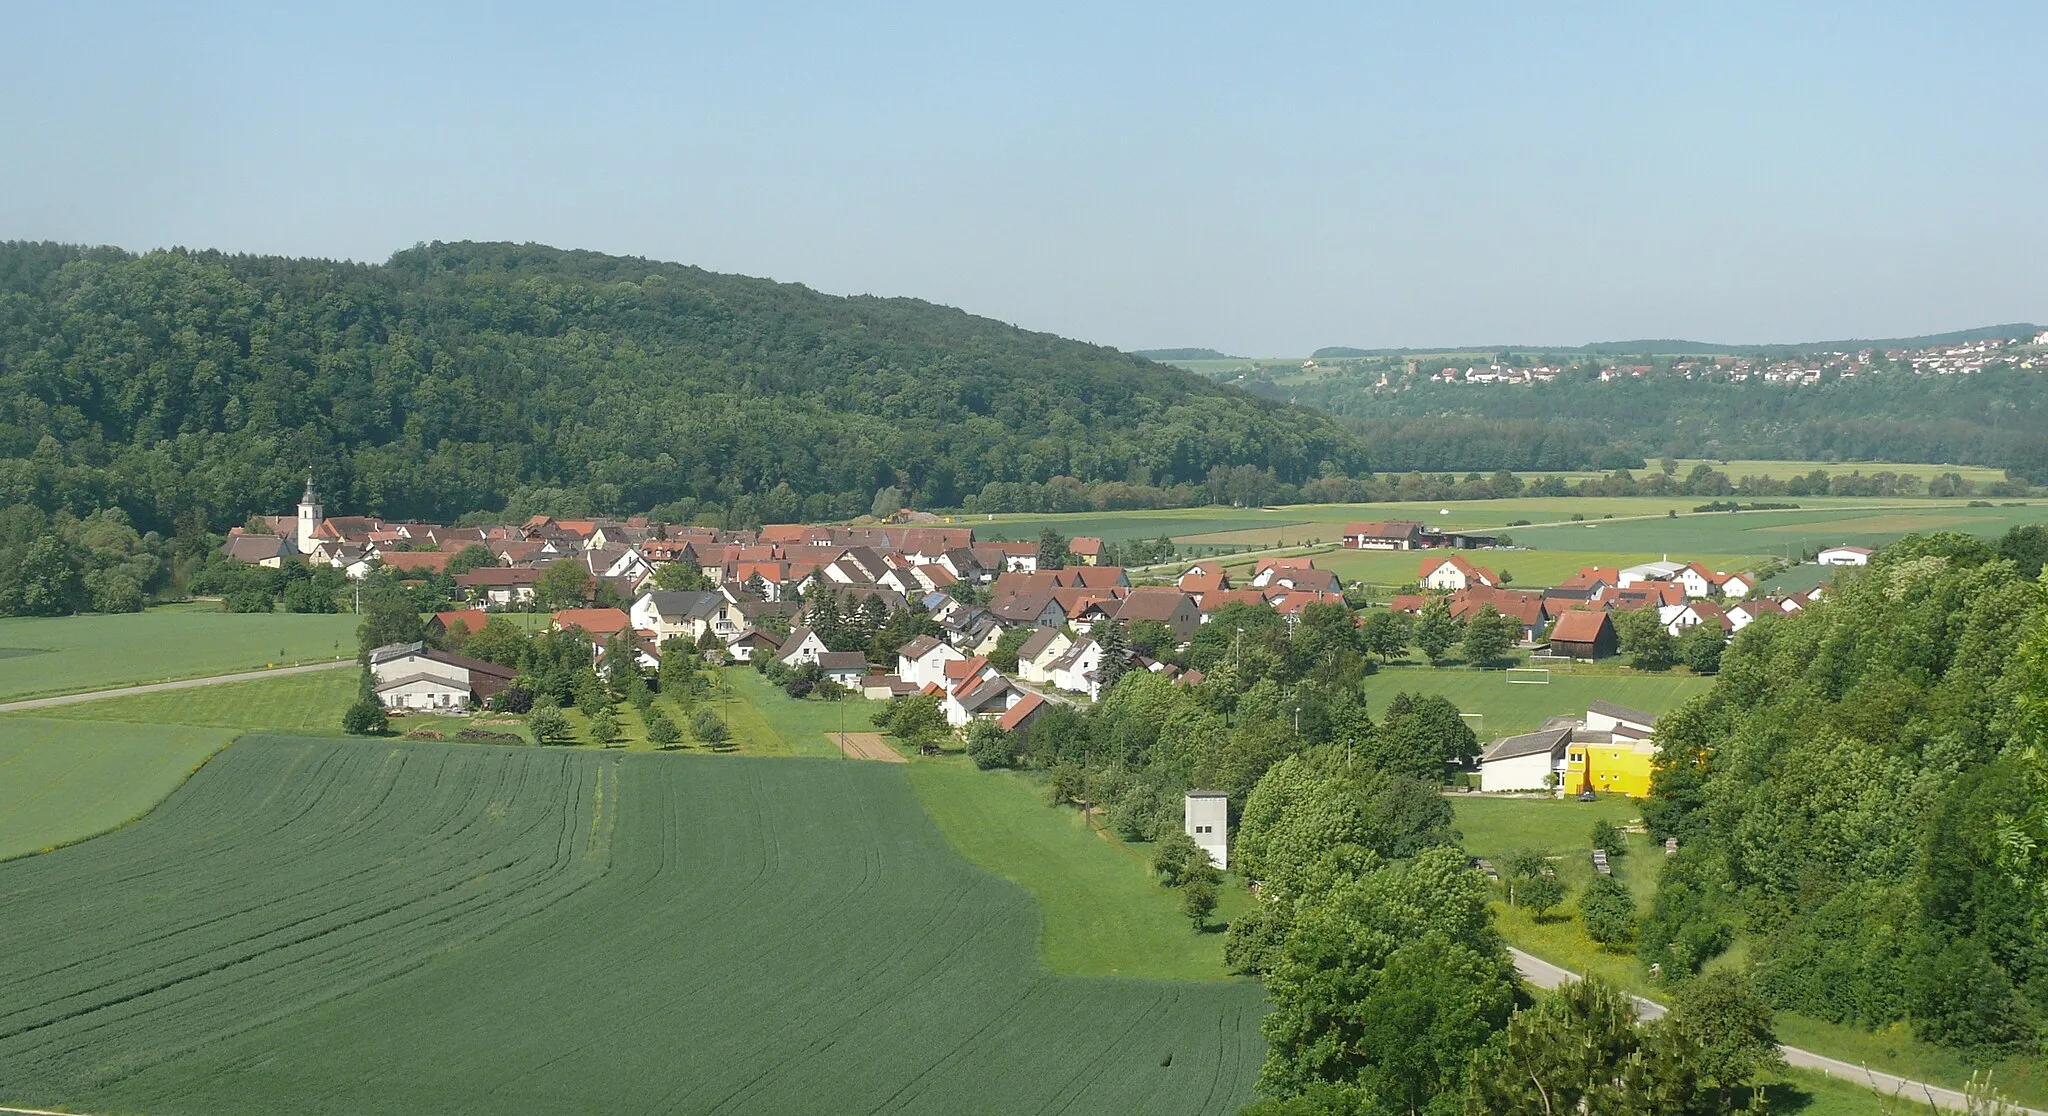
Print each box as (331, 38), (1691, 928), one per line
(296, 472), (322, 556)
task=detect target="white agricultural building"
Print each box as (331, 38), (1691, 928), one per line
(1183, 790), (1228, 869)
(1816, 546), (1873, 566)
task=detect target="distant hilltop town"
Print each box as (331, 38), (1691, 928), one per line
(1311, 330), (2048, 390)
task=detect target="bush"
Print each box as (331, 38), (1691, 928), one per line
(1579, 874), (1637, 947)
(645, 709), (680, 747)
(490, 686), (535, 714)
(964, 720), (1018, 769)
(1591, 820), (1628, 859)
(341, 697), (388, 736)
(1521, 873), (1567, 921)
(1224, 904), (1288, 975)
(1151, 830), (1206, 886)
(692, 709), (728, 746)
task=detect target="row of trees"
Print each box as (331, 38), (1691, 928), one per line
(1641, 526), (2048, 1054)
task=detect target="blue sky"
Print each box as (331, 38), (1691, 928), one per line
(4, 2), (2042, 353)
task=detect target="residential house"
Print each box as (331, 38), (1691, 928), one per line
(1448, 585), (1548, 642)
(1548, 610), (1617, 659)
(997, 691), (1051, 745)
(815, 651), (871, 689)
(1068, 537), (1105, 565)
(1048, 638), (1104, 699)
(455, 566), (547, 608)
(776, 625), (829, 667)
(629, 590), (722, 645)
(723, 627), (782, 662)
(942, 673), (1023, 728)
(990, 593), (1066, 630)
(1659, 599), (1730, 638)
(1420, 554), (1496, 591)
(1014, 628), (1073, 685)
(896, 635), (965, 689)
(1112, 587), (1203, 645)
(1176, 565), (1231, 601)
(860, 674), (922, 701)
(552, 608), (633, 641)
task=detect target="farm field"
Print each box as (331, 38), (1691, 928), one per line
(0, 737), (1268, 1115)
(0, 716), (232, 860)
(907, 760), (1247, 980)
(1360, 665), (1709, 738)
(0, 605), (357, 701)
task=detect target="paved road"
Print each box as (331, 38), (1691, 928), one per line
(0, 659), (354, 714)
(1508, 947), (2044, 1114)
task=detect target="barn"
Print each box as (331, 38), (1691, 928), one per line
(1547, 610), (1617, 660)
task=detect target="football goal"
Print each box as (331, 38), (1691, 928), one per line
(1505, 667), (1551, 685)
(1459, 712), (1484, 732)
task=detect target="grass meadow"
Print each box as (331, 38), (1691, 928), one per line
(0, 716), (232, 860)
(0, 605), (358, 701)
(1362, 664), (1710, 737)
(908, 760), (1248, 981)
(0, 737), (1267, 1115)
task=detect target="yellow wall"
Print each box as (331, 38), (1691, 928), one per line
(1563, 742), (1658, 798)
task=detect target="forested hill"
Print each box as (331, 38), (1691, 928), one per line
(0, 241), (1364, 531)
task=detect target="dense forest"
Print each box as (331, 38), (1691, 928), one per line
(0, 240), (1365, 533)
(1644, 529), (2048, 1055)
(1218, 364), (2048, 480)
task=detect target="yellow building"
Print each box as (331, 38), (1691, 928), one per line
(1560, 701), (1662, 798)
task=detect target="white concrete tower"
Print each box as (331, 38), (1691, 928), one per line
(296, 471), (322, 555)
(1183, 790), (1228, 870)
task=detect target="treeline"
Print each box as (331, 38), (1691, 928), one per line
(1225, 365), (2048, 481)
(0, 240), (1363, 534)
(1643, 526), (2048, 1055)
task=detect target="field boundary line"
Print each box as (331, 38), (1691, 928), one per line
(0, 659), (354, 714)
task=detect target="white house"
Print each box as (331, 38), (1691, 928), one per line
(1477, 725), (1574, 793)
(1184, 791), (1228, 870)
(1817, 546), (1872, 566)
(895, 635), (964, 689)
(1420, 554), (1495, 592)
(815, 651), (870, 689)
(1014, 628), (1073, 685)
(941, 672), (1022, 727)
(776, 625), (829, 667)
(1048, 638), (1103, 700)
(1717, 572), (1755, 598)
(630, 590), (721, 644)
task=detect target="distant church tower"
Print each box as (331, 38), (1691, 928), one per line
(296, 472), (322, 555)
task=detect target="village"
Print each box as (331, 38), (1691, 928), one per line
(218, 482), (1866, 807)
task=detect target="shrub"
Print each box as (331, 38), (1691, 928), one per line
(490, 686), (535, 714)
(1591, 819), (1628, 859)
(1151, 830), (1205, 886)
(1579, 874), (1637, 947)
(342, 697), (388, 736)
(1224, 904), (1287, 975)
(964, 720), (1018, 770)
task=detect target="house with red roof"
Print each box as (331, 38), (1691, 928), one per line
(1420, 554), (1496, 591)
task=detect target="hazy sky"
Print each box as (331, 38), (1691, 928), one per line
(5, 2), (2043, 354)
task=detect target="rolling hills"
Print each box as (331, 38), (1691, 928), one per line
(0, 240), (1363, 531)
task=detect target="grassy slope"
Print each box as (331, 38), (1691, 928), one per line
(906, 760), (1250, 981)
(0, 716), (233, 860)
(0, 605), (358, 700)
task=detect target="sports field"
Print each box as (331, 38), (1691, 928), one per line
(1361, 665), (1709, 738)
(0, 717), (232, 860)
(0, 606), (358, 701)
(0, 737), (1267, 1115)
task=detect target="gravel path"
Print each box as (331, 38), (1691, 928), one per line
(0, 659), (354, 714)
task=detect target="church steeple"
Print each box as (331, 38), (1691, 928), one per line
(296, 470), (322, 555)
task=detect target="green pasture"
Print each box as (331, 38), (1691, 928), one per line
(704, 667), (883, 756)
(908, 761), (1247, 981)
(0, 737), (1266, 1115)
(40, 667), (359, 735)
(0, 716), (232, 860)
(1360, 665), (1709, 738)
(0, 606), (358, 701)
